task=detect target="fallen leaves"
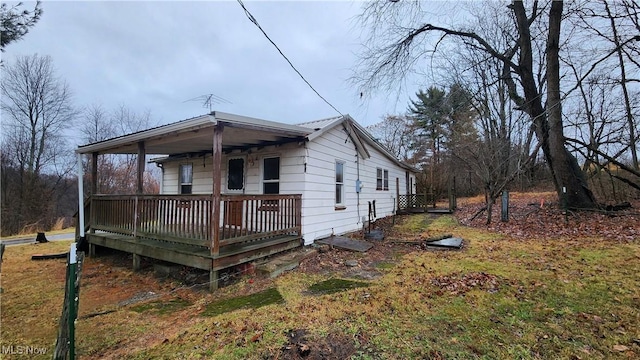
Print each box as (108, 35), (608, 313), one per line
(430, 272), (502, 296)
(457, 193), (640, 242)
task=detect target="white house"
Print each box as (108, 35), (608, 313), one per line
(153, 114), (417, 244)
(75, 111), (417, 290)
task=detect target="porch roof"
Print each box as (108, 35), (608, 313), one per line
(76, 111), (314, 155)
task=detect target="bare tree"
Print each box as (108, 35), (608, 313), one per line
(78, 104), (159, 195)
(1, 54), (76, 234)
(367, 114), (420, 164)
(80, 104), (115, 143)
(355, 0), (617, 208)
(567, 0), (640, 171)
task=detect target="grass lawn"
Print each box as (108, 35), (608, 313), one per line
(0, 213), (638, 359)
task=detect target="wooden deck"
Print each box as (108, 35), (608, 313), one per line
(86, 194), (302, 291)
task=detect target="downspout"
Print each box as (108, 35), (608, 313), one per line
(356, 152), (360, 225)
(156, 162), (164, 194)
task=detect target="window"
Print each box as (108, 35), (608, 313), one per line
(376, 168), (389, 191)
(179, 163), (193, 194)
(263, 157), (280, 194)
(383, 169), (389, 191)
(227, 158), (244, 191)
(335, 161), (344, 207)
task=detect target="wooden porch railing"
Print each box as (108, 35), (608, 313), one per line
(90, 194), (302, 249)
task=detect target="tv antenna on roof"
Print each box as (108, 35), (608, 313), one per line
(184, 93), (232, 111)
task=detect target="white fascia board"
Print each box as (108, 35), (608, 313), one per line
(306, 116), (347, 142)
(342, 119), (371, 159)
(76, 114), (215, 154)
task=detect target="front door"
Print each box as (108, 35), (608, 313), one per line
(227, 157), (245, 227)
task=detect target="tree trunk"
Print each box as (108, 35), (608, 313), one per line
(513, 1), (597, 209)
(545, 1), (596, 208)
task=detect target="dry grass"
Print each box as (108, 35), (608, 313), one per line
(1, 207), (639, 359)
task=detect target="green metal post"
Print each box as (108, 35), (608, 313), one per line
(68, 243), (77, 360)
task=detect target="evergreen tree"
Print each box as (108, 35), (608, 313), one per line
(1, 1), (42, 52)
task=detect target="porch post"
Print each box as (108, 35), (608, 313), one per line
(210, 124), (223, 291)
(89, 152), (98, 257)
(91, 152), (98, 195)
(137, 141), (146, 194)
(396, 177), (400, 212)
(76, 153), (85, 238)
(132, 141), (145, 270)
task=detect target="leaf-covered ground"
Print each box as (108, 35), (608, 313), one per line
(1, 192), (638, 359)
(456, 192), (639, 242)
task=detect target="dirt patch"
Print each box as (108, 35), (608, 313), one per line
(298, 217), (414, 277)
(280, 329), (358, 360)
(306, 278), (369, 296)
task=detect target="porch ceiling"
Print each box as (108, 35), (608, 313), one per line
(76, 112), (312, 155)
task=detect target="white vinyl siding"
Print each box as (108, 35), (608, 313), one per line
(158, 122), (416, 246)
(160, 142), (305, 196)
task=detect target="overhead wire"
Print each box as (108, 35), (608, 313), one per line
(235, 0), (344, 116)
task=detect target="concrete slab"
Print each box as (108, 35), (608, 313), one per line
(316, 236), (373, 252)
(256, 247), (317, 279)
(425, 237), (463, 249)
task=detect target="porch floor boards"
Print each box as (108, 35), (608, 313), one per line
(86, 232), (302, 273)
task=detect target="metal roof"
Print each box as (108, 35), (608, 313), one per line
(75, 111), (418, 172)
(76, 112), (312, 155)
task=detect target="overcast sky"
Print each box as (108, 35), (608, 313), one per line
(3, 0), (429, 143)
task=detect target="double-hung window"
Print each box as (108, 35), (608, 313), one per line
(263, 157), (280, 194)
(383, 169), (389, 191)
(376, 168), (389, 191)
(179, 163), (193, 194)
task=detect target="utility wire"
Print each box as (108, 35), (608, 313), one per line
(236, 0), (344, 116)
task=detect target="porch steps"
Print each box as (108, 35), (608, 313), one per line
(255, 247), (317, 279)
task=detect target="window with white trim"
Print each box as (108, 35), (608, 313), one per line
(179, 163), (193, 194)
(263, 157), (280, 194)
(335, 161), (344, 206)
(383, 169), (389, 191)
(376, 168), (383, 190)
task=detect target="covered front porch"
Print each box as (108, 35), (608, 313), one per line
(76, 112), (313, 291)
(86, 193), (301, 289)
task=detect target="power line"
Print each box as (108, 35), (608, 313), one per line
(236, 0), (344, 116)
